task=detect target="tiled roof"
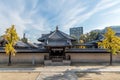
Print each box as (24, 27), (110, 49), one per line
(48, 30), (75, 40)
(65, 48), (109, 53)
(0, 47), (48, 53)
(15, 41), (38, 48)
(38, 33), (52, 42)
(38, 29), (75, 42)
(38, 28), (75, 47)
(15, 41), (29, 47)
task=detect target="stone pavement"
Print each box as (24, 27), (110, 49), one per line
(0, 65), (120, 73)
(0, 66), (120, 80)
(36, 71), (78, 80)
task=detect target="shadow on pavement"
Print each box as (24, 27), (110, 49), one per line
(42, 70), (78, 80)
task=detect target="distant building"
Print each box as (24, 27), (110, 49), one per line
(70, 27), (83, 40)
(101, 26), (120, 36)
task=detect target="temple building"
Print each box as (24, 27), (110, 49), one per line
(0, 27), (120, 65)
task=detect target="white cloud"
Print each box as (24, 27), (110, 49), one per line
(0, 0), (120, 42)
(59, 0), (120, 33)
(0, 0), (50, 39)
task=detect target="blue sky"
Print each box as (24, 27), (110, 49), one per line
(0, 0), (120, 42)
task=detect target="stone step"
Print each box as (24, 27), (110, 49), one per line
(51, 62), (64, 66)
(44, 60), (71, 66)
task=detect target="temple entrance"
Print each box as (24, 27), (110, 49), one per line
(44, 47), (71, 65)
(49, 48), (65, 62)
(50, 50), (64, 56)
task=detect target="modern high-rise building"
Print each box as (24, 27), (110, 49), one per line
(70, 27), (83, 40)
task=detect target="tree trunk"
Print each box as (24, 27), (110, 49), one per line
(8, 53), (11, 66)
(110, 52), (112, 65)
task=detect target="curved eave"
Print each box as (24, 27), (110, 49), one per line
(37, 38), (45, 42)
(70, 38), (76, 42)
(45, 45), (72, 48)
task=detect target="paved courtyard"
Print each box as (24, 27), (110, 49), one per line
(1, 71), (120, 80)
(0, 64), (120, 80)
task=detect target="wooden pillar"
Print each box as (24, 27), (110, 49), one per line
(63, 47), (65, 56)
(48, 47), (51, 59)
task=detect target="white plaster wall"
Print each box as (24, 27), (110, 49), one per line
(66, 53), (120, 63)
(1, 52), (120, 64)
(0, 53), (49, 64)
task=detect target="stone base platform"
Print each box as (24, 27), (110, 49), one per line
(44, 60), (71, 66)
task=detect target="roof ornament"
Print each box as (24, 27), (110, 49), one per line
(56, 25), (58, 31)
(23, 33), (25, 38)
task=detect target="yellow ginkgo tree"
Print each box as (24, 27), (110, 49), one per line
(79, 40), (86, 48)
(98, 27), (120, 65)
(4, 25), (19, 65)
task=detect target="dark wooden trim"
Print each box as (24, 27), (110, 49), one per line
(65, 52), (110, 53)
